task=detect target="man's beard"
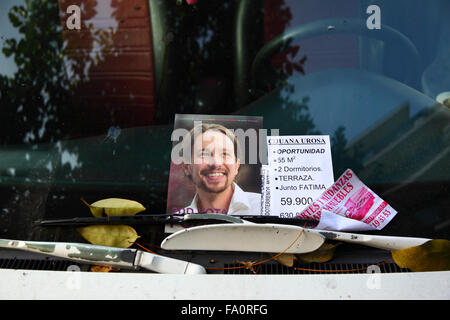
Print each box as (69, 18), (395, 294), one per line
(196, 170), (232, 194)
(198, 180), (230, 193)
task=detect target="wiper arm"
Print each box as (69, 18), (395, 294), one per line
(34, 213), (245, 226)
(35, 213), (317, 227)
(0, 238), (206, 274)
(35, 214), (175, 226)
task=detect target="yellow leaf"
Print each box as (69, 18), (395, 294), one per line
(273, 253), (297, 267)
(391, 239), (450, 272)
(81, 198), (146, 217)
(297, 242), (339, 263)
(81, 198), (102, 217)
(77, 225), (140, 248)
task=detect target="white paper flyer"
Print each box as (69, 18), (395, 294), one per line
(262, 135), (335, 217)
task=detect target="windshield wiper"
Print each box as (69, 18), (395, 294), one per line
(35, 214), (179, 226)
(35, 213), (317, 227)
(0, 238), (206, 274)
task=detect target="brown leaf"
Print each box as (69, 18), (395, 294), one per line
(273, 253), (297, 267)
(391, 239), (450, 272)
(90, 265), (120, 272)
(297, 242), (340, 263)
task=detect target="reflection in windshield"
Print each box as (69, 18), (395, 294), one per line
(0, 0), (449, 241)
(1, 0), (73, 144)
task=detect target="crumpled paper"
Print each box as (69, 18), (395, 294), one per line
(297, 169), (397, 231)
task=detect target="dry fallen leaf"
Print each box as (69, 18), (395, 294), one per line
(297, 242), (340, 263)
(77, 224), (140, 248)
(90, 265), (120, 272)
(273, 253), (297, 267)
(391, 239), (450, 272)
(81, 198), (146, 217)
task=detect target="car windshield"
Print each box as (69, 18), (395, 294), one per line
(0, 0), (449, 243)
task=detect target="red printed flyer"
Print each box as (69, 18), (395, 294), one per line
(297, 168), (398, 230)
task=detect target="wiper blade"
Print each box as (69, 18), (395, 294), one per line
(0, 238), (206, 274)
(35, 213), (243, 226)
(35, 213), (317, 227)
(35, 214), (173, 226)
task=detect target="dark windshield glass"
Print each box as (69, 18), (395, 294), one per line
(1, 0), (449, 240)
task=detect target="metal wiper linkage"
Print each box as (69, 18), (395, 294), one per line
(0, 238), (206, 274)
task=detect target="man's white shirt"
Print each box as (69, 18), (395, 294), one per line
(166, 183), (261, 233)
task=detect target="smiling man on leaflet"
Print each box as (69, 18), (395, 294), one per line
(181, 123), (261, 216)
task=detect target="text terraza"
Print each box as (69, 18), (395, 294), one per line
(278, 174), (314, 181)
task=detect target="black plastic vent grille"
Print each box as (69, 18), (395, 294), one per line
(223, 262), (410, 274)
(0, 258), (410, 274)
(0, 258), (78, 271)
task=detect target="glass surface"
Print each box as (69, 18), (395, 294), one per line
(0, 0), (449, 240)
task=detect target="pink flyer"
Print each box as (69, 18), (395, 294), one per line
(297, 169), (397, 230)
